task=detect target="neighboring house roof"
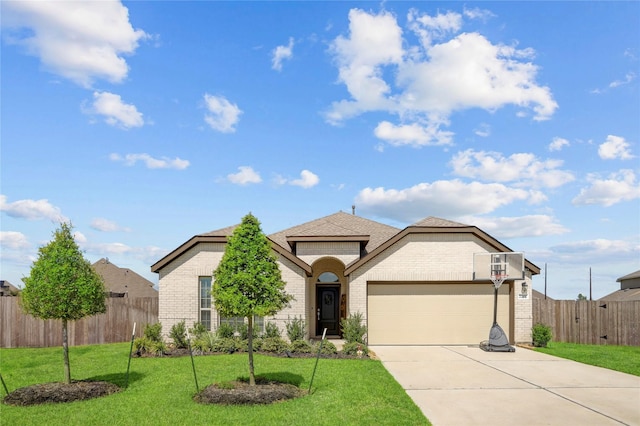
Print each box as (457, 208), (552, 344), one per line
(93, 258), (158, 297)
(616, 269), (640, 283)
(532, 289), (553, 300)
(151, 212), (541, 276)
(599, 269), (640, 301)
(599, 287), (640, 302)
(0, 280), (20, 296)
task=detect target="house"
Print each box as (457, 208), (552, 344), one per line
(151, 212), (539, 345)
(0, 280), (20, 296)
(532, 289), (553, 300)
(93, 258), (158, 298)
(599, 269), (640, 302)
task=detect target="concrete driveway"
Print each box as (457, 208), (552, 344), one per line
(371, 345), (640, 426)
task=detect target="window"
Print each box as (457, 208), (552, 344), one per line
(219, 315), (265, 334)
(199, 277), (212, 330)
(318, 272), (339, 283)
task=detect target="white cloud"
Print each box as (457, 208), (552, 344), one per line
(109, 153), (190, 170)
(326, 9), (557, 148)
(2, 1), (147, 88)
(355, 179), (543, 223)
(272, 37), (294, 71)
(463, 7), (496, 22)
(549, 238), (639, 264)
(460, 215), (569, 238)
(0, 195), (68, 222)
(290, 170), (320, 188)
(450, 149), (575, 188)
(474, 123), (491, 138)
(548, 137), (570, 152)
(572, 169), (640, 207)
(88, 91), (144, 129)
(227, 166), (262, 185)
(90, 218), (131, 232)
(203, 94), (242, 133)
(609, 72), (636, 88)
(598, 135), (634, 160)
(374, 120), (454, 147)
(0, 231), (30, 250)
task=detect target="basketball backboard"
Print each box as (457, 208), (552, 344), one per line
(473, 252), (525, 282)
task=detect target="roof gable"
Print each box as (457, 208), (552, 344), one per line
(93, 258), (157, 297)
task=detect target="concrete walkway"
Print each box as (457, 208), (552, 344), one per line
(371, 345), (640, 426)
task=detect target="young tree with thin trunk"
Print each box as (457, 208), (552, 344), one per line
(20, 223), (106, 384)
(213, 213), (293, 386)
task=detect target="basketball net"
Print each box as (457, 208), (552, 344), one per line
(491, 274), (508, 289)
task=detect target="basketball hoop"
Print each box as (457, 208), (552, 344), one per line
(491, 274), (508, 289)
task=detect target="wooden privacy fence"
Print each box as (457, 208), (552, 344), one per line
(533, 299), (640, 346)
(0, 297), (158, 348)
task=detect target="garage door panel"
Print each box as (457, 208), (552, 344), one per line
(368, 283), (510, 345)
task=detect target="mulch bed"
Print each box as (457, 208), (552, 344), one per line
(3, 380), (121, 406)
(194, 378), (305, 405)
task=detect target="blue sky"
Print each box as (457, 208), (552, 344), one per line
(1, 1), (638, 300)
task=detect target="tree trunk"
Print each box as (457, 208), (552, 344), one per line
(247, 316), (255, 386)
(62, 318), (71, 384)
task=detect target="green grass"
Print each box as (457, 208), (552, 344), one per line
(534, 342), (640, 376)
(0, 343), (429, 425)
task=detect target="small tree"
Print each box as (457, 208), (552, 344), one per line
(213, 213), (293, 385)
(577, 293), (588, 301)
(20, 223), (106, 384)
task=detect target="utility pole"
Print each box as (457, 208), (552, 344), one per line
(589, 267), (592, 301)
(544, 263), (547, 300)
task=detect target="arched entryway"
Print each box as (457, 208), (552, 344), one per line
(310, 258), (347, 338)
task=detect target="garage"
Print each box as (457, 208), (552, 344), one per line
(367, 282), (511, 345)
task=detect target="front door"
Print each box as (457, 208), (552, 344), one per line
(316, 285), (340, 336)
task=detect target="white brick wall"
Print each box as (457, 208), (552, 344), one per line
(296, 242), (360, 265)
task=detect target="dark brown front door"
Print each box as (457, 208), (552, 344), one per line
(316, 285), (340, 336)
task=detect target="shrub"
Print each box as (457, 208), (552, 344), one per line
(316, 340), (338, 355)
(189, 322), (208, 339)
(341, 312), (367, 344)
(342, 341), (368, 357)
(192, 332), (216, 353)
(211, 337), (241, 353)
(261, 336), (289, 353)
(169, 320), (188, 349)
(238, 322), (259, 340)
(263, 322), (281, 338)
(286, 316), (306, 342)
(133, 323), (164, 356)
(532, 323), (552, 347)
(216, 323), (236, 339)
(289, 339), (313, 353)
(144, 323), (163, 342)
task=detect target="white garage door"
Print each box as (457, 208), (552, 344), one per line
(367, 283), (511, 345)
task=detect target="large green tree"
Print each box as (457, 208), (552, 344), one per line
(213, 213), (293, 385)
(21, 223), (106, 384)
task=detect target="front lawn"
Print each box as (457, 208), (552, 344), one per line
(534, 342), (640, 376)
(0, 343), (429, 425)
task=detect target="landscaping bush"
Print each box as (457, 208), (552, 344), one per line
(189, 322), (208, 339)
(211, 337), (242, 353)
(169, 320), (188, 349)
(239, 322), (259, 340)
(341, 312), (367, 344)
(260, 336), (289, 353)
(216, 323), (236, 339)
(192, 332), (216, 353)
(532, 323), (553, 347)
(133, 323), (165, 356)
(342, 341), (368, 357)
(289, 339), (313, 354)
(315, 340), (338, 355)
(263, 322), (281, 338)
(285, 316), (306, 342)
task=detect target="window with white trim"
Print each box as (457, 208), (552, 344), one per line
(199, 276), (212, 330)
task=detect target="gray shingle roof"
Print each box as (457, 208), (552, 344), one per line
(268, 211), (400, 253)
(93, 258), (157, 297)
